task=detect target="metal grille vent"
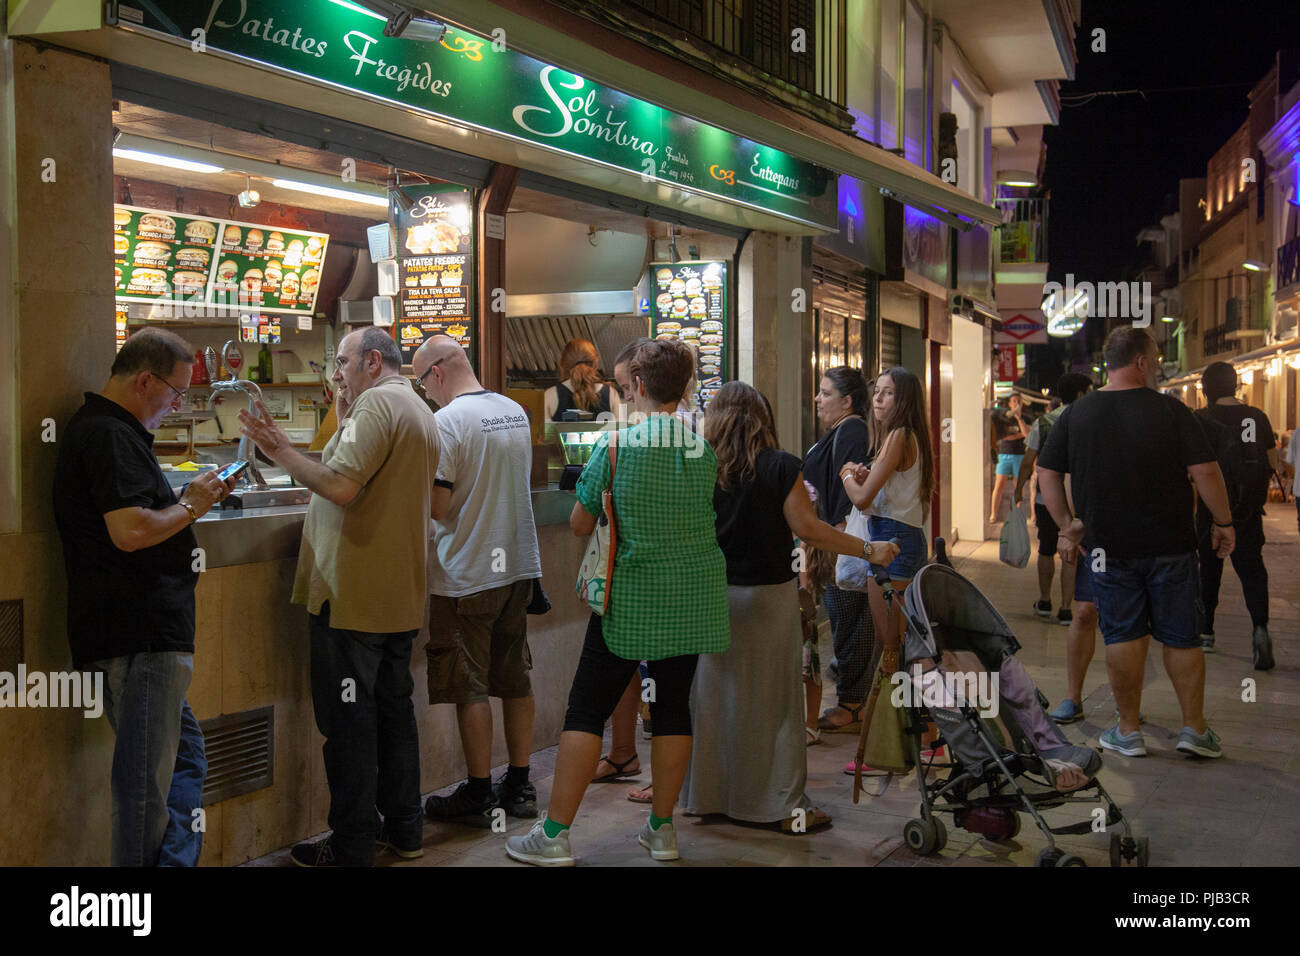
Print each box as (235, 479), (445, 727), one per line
(0, 600), (22, 673)
(200, 706), (274, 805)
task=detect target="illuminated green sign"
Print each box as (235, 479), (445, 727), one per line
(112, 0), (836, 230)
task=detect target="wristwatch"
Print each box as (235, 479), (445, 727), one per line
(862, 540), (874, 561)
(179, 500), (199, 524)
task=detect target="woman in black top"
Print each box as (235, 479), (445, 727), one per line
(802, 366), (879, 734)
(544, 338), (614, 422)
(680, 382), (896, 829)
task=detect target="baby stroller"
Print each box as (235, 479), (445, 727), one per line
(854, 543), (1148, 867)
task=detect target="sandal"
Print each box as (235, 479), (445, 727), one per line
(780, 806), (832, 833)
(805, 726), (821, 746)
(592, 754), (641, 782)
(817, 702), (865, 734)
(627, 785), (654, 804)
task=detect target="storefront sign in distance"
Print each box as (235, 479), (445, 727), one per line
(115, 0), (836, 232)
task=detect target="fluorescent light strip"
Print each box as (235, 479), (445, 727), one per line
(114, 133), (389, 208)
(272, 178), (390, 207)
(327, 0), (390, 22)
(112, 147), (224, 174)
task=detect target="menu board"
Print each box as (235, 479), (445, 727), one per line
(394, 185), (474, 365)
(114, 205), (222, 302)
(113, 204), (328, 315)
(114, 303), (129, 353)
(648, 261), (728, 409)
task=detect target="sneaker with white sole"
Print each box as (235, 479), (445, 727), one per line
(1033, 600), (1052, 618)
(638, 819), (679, 861)
(505, 819), (575, 866)
(1176, 725), (1223, 759)
(1099, 724), (1146, 757)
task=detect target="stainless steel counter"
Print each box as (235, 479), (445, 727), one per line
(191, 487), (579, 568)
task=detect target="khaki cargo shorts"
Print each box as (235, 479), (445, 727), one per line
(426, 578), (534, 704)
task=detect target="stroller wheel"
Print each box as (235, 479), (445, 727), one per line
(1109, 833), (1122, 867)
(1008, 813), (1022, 839)
(1055, 854), (1086, 867)
(903, 817), (942, 856)
(1035, 848), (1063, 867)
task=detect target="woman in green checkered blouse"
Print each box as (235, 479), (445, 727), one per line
(505, 339), (728, 867)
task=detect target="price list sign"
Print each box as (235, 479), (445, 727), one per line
(114, 206), (221, 301)
(648, 261), (727, 409)
(394, 185), (474, 365)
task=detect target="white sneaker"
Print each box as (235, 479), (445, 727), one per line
(638, 819), (679, 861)
(505, 819), (575, 866)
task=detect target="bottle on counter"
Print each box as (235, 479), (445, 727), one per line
(257, 344), (273, 384)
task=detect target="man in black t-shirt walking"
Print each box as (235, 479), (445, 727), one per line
(1037, 328), (1236, 760)
(53, 329), (236, 865)
(1195, 362), (1278, 669)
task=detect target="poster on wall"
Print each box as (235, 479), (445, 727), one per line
(113, 204), (329, 315)
(648, 261), (727, 410)
(393, 185), (475, 366)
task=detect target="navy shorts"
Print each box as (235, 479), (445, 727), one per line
(1034, 502), (1060, 554)
(1074, 556), (1094, 604)
(867, 515), (926, 582)
(1090, 552), (1202, 649)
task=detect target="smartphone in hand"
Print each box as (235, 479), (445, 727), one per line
(216, 459), (250, 483)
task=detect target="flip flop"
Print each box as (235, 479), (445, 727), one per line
(818, 702), (865, 734)
(592, 754), (640, 782)
(627, 785), (654, 804)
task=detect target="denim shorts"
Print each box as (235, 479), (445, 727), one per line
(867, 515), (926, 581)
(1074, 556), (1094, 604)
(996, 453), (1023, 477)
(1090, 552), (1202, 648)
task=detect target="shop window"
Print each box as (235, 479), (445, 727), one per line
(879, 0), (901, 151)
(951, 80), (977, 197)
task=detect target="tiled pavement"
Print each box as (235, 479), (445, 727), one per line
(249, 509), (1298, 868)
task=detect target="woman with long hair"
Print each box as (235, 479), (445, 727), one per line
(842, 367), (939, 759)
(801, 366), (879, 734)
(680, 382), (897, 830)
(544, 338), (615, 422)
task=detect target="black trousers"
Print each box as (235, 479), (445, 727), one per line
(563, 613), (698, 737)
(1197, 512), (1269, 630)
(309, 602), (421, 865)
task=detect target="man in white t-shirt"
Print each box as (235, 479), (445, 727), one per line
(412, 335), (543, 828)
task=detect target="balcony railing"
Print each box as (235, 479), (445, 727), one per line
(613, 0), (847, 106)
(995, 197), (1048, 264)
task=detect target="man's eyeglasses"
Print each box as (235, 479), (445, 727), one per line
(151, 372), (187, 405)
(413, 357), (448, 396)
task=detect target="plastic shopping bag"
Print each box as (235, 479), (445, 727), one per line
(999, 502), (1031, 569)
(835, 507), (875, 591)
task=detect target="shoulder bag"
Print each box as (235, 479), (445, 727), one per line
(576, 431), (619, 615)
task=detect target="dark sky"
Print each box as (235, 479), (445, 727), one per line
(1043, 0), (1300, 284)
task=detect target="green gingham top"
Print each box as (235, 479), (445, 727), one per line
(575, 414), (730, 660)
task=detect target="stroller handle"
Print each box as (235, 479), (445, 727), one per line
(870, 538), (903, 587)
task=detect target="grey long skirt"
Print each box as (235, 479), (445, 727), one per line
(681, 581), (811, 823)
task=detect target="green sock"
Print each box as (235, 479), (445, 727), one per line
(649, 813), (672, 830)
(542, 815), (570, 839)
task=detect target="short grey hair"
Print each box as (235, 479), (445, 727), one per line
(355, 327), (402, 371)
(111, 327), (193, 379)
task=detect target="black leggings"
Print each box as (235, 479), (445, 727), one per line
(563, 614), (699, 737)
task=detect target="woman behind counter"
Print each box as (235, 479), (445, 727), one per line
(544, 338), (616, 422)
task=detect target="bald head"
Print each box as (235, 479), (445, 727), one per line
(412, 334), (479, 406)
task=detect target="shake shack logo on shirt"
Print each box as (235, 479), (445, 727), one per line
(480, 413), (528, 434)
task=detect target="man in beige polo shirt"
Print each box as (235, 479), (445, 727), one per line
(239, 327), (439, 867)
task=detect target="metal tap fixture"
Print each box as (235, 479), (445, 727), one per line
(205, 341), (269, 489)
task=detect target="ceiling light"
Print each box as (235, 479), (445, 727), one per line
(995, 169), (1038, 187)
(1242, 259), (1269, 272)
(112, 147), (224, 174)
(272, 178), (389, 207)
(1161, 315), (1176, 322)
(327, 0), (392, 22)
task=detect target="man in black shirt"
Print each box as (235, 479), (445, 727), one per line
(1037, 328), (1235, 761)
(1195, 362), (1278, 669)
(53, 328), (235, 866)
